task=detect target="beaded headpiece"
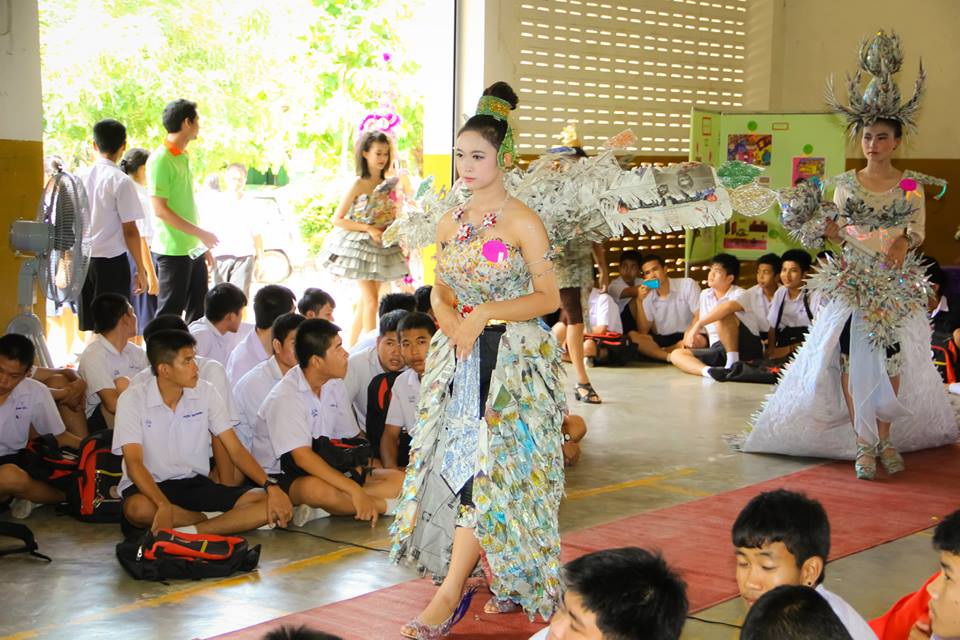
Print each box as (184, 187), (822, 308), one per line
(826, 29), (926, 136)
(475, 95), (516, 168)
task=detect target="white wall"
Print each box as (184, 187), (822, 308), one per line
(0, 0), (43, 142)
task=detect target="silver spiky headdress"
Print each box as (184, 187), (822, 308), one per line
(826, 30), (925, 136)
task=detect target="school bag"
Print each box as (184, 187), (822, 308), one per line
(63, 431), (123, 523)
(585, 331), (638, 367)
(0, 521), (51, 562)
(931, 331), (959, 384)
(115, 529), (261, 581)
(17, 435), (78, 488)
(280, 436), (373, 479)
(364, 370), (402, 459)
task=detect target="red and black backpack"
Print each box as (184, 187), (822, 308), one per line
(63, 431), (123, 522)
(116, 529), (261, 581)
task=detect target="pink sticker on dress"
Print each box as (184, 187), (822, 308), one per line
(482, 239), (509, 264)
(900, 178), (917, 192)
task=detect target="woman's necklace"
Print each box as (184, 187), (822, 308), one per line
(453, 194), (510, 243)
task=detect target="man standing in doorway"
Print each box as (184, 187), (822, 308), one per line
(148, 99), (219, 322)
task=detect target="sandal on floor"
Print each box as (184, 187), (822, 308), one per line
(401, 587), (477, 639)
(855, 441), (877, 481)
(574, 383), (601, 404)
(877, 438), (905, 475)
(484, 596), (522, 614)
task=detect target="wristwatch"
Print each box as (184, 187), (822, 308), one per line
(262, 477), (279, 491)
(563, 432), (572, 443)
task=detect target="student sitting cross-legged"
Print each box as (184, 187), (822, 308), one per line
(668, 253), (764, 379)
(628, 253), (704, 361)
(257, 319), (403, 528)
(766, 249), (820, 361)
(113, 329), (293, 537)
(741, 585), (853, 640)
(733, 489), (876, 639)
(529, 547), (688, 640)
(226, 284), (297, 384)
(188, 282), (247, 367)
(297, 288), (336, 322)
(379, 312), (435, 469)
(344, 309), (408, 431)
(0, 334), (82, 519)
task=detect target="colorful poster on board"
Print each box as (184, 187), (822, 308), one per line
(722, 215), (770, 251)
(791, 156), (826, 188)
(726, 134), (772, 166)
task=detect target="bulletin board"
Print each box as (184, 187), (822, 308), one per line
(685, 109), (847, 263)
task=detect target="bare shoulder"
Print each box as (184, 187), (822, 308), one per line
(436, 207), (460, 242)
(502, 198), (547, 236)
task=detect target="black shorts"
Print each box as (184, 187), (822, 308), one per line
(838, 314), (900, 359)
(620, 305), (637, 333)
(0, 452), (73, 491)
(79, 254), (132, 332)
(691, 323), (763, 366)
(87, 404), (109, 433)
(653, 332), (684, 348)
(121, 475), (254, 513)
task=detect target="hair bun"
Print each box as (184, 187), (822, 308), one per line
(483, 81), (518, 110)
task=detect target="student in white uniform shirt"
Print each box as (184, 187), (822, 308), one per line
(208, 163), (262, 300)
(381, 312), (435, 469)
(745, 253), (782, 338)
(349, 292), (416, 354)
(740, 584), (860, 640)
(733, 490), (877, 640)
(606, 250), (644, 333)
(113, 329), (292, 537)
(78, 294), (149, 432)
(235, 312), (305, 455)
(527, 547), (688, 640)
(0, 335), (82, 519)
(259, 319), (403, 527)
(76, 119), (147, 332)
(766, 250), (819, 361)
(669, 253), (764, 379)
(628, 254), (705, 362)
(578, 288), (622, 365)
(297, 288), (336, 322)
(344, 309), (408, 430)
(187, 283), (247, 367)
(226, 284), (296, 384)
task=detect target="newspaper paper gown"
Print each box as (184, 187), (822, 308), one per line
(743, 171), (957, 458)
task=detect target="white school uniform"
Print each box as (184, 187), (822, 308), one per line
(78, 335), (149, 417)
(0, 378), (66, 456)
(129, 356), (239, 430)
(587, 288), (623, 334)
(112, 378), (233, 493)
(385, 369), (421, 437)
(226, 329), (270, 384)
(641, 277), (700, 335)
(698, 285), (760, 346)
(344, 345), (385, 429)
(349, 330), (379, 355)
(188, 318), (238, 368)
(767, 287), (819, 332)
(607, 276), (637, 314)
(233, 356), (284, 452)
(816, 585), (878, 640)
(77, 157), (145, 259)
(258, 367), (360, 474)
(133, 183), (155, 243)
(745, 284), (779, 334)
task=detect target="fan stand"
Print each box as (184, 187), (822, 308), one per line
(8, 219), (56, 368)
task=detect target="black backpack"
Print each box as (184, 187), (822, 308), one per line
(932, 331), (959, 384)
(116, 529), (261, 581)
(364, 371), (402, 459)
(63, 432), (123, 523)
(0, 521), (51, 562)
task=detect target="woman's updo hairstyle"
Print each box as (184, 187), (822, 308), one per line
(458, 81), (519, 152)
(119, 147), (150, 176)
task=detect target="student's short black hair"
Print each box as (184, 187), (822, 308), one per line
(816, 250), (835, 262)
(732, 490), (830, 585)
(263, 626), (343, 640)
(934, 509), (960, 555)
(398, 312), (436, 339)
(378, 292), (416, 318)
(142, 315), (189, 341)
(204, 283), (248, 323)
(921, 255), (946, 291)
(780, 249), (812, 273)
(162, 99), (198, 134)
(757, 253), (782, 274)
(379, 309), (409, 336)
(272, 312), (306, 346)
(93, 119), (127, 156)
(92, 293), (131, 334)
(564, 547), (688, 640)
(414, 285), (433, 314)
(254, 285), (296, 330)
(146, 329), (197, 376)
(620, 250), (643, 268)
(710, 253), (741, 280)
(740, 585), (852, 640)
(0, 334), (35, 370)
(294, 319), (341, 369)
(297, 288), (335, 315)
(641, 254), (666, 269)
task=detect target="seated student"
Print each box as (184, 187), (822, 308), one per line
(236, 312), (305, 454)
(745, 253), (782, 339)
(669, 253), (764, 379)
(227, 284), (297, 384)
(258, 319), (403, 527)
(30, 365), (88, 438)
(607, 250), (644, 333)
(78, 293), (149, 431)
(560, 287), (619, 366)
(0, 334), (82, 519)
(529, 547), (688, 640)
(766, 249), (819, 360)
(298, 287), (336, 322)
(131, 315), (242, 485)
(924, 257), (960, 349)
(350, 293), (417, 355)
(380, 312), (435, 469)
(344, 309), (408, 430)
(629, 253), (703, 361)
(561, 413), (587, 467)
(732, 489), (876, 639)
(188, 283), (247, 367)
(113, 329), (293, 536)
(414, 285), (434, 320)
(870, 508), (960, 640)
(741, 585), (854, 640)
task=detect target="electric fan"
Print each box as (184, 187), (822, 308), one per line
(7, 159), (91, 367)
